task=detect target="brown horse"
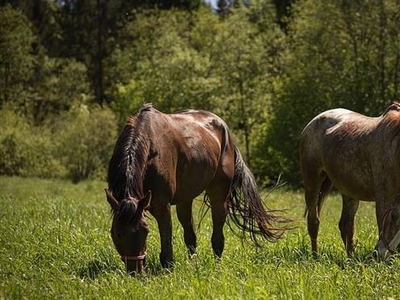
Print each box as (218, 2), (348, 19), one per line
(300, 102), (400, 259)
(106, 104), (289, 274)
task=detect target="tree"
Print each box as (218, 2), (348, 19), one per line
(208, 7), (285, 167)
(108, 8), (219, 121)
(264, 0), (400, 186)
(31, 57), (91, 125)
(0, 4), (37, 108)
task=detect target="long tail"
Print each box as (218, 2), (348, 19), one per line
(227, 145), (292, 245)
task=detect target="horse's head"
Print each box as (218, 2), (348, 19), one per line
(374, 201), (400, 261)
(105, 189), (151, 275)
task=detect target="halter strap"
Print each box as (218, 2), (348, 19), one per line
(122, 252), (147, 262)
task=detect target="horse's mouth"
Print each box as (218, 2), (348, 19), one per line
(373, 240), (395, 261)
(126, 259), (146, 276)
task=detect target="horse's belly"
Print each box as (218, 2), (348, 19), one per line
(325, 165), (376, 201)
(331, 178), (375, 201)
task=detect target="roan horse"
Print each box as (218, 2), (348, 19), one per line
(300, 102), (400, 260)
(105, 103), (289, 274)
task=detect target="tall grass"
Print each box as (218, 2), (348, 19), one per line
(1, 176), (399, 299)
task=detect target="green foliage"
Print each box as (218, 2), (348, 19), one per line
(265, 0), (400, 186)
(0, 107), (65, 178)
(0, 104), (117, 182)
(56, 104), (117, 183)
(31, 57), (91, 125)
(109, 9), (219, 114)
(0, 4), (37, 107)
(2, 176), (400, 299)
(111, 80), (145, 126)
(2, 1), (400, 186)
(207, 7), (285, 166)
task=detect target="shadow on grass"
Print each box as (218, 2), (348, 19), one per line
(77, 257), (172, 279)
(77, 259), (122, 279)
(246, 231), (389, 270)
(274, 242), (386, 269)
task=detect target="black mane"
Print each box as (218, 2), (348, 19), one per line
(107, 104), (153, 202)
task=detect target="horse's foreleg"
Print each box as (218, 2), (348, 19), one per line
(151, 204), (174, 269)
(176, 200), (196, 256)
(338, 196), (359, 255)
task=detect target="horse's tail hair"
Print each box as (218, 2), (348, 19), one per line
(226, 145), (292, 245)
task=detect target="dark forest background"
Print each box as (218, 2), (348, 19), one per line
(1, 0), (399, 186)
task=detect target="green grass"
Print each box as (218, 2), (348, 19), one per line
(1, 176), (399, 299)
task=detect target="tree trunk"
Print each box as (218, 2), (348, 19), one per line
(94, 0), (106, 106)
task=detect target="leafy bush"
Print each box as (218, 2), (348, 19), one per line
(0, 103), (117, 182)
(0, 107), (65, 178)
(56, 104), (117, 183)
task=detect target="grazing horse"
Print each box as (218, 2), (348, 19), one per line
(300, 102), (400, 258)
(375, 197), (400, 260)
(106, 104), (289, 274)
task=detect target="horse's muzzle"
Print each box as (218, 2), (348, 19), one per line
(122, 253), (147, 275)
(373, 240), (393, 261)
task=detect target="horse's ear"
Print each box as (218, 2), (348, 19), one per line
(105, 189), (119, 211)
(138, 190), (152, 212)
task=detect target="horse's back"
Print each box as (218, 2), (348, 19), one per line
(301, 109), (353, 160)
(300, 108), (379, 156)
(301, 108), (371, 138)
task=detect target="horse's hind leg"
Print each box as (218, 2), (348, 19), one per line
(210, 200), (227, 258)
(338, 195), (359, 255)
(176, 200), (196, 256)
(305, 188), (320, 255)
(206, 183), (229, 258)
(304, 174), (331, 255)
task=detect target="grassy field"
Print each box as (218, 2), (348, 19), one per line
(1, 176), (399, 299)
